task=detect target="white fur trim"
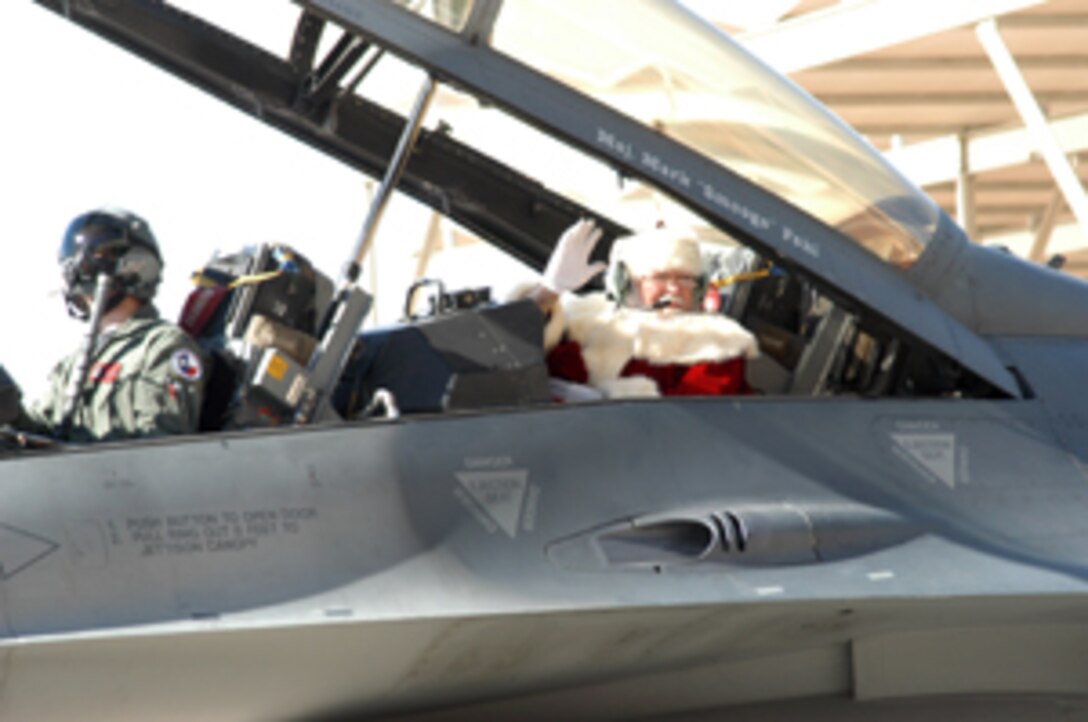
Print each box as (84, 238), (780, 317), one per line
(562, 293), (634, 385)
(598, 376), (661, 399)
(628, 308), (758, 365)
(542, 302), (566, 352)
(610, 228), (704, 278)
(559, 292), (757, 393)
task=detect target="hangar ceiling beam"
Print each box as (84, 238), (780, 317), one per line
(737, 0), (1044, 74)
(989, 220), (1083, 255)
(885, 112), (1088, 188)
(977, 19), (1088, 243)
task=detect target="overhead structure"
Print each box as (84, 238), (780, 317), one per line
(976, 18), (1088, 243)
(735, 0), (1046, 74)
(690, 0), (1088, 274)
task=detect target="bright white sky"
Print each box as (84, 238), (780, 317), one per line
(0, 3), (530, 398)
(0, 1), (847, 401)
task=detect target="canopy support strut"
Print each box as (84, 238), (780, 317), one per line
(343, 75), (437, 287)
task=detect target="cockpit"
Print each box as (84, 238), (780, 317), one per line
(3, 0), (1022, 451)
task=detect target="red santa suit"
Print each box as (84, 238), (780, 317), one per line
(543, 292), (758, 399)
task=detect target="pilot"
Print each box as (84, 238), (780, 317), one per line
(525, 220), (758, 398)
(10, 207), (205, 442)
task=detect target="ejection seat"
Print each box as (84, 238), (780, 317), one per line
(182, 248), (554, 428)
(333, 280), (554, 418)
(710, 247), (805, 395)
(179, 243), (332, 430)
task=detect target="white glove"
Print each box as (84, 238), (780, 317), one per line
(542, 219), (606, 293)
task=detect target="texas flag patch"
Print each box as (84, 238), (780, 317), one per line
(170, 349), (204, 382)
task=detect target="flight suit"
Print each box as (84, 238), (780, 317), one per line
(17, 305), (206, 442)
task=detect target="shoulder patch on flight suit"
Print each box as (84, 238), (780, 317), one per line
(170, 348), (204, 382)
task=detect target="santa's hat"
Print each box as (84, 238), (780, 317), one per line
(609, 227), (704, 278)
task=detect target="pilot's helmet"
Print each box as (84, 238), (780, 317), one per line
(605, 227), (707, 307)
(59, 207), (163, 320)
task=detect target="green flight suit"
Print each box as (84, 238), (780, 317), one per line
(17, 305), (206, 442)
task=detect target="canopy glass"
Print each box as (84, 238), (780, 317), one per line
(398, 0), (942, 267)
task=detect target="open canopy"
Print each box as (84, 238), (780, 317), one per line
(407, 0), (942, 268)
(35, 0), (1021, 397)
(302, 0), (1019, 396)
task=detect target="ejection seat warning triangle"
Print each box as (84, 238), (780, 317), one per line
(455, 470), (529, 538)
(891, 432), (957, 488)
(0, 522), (58, 579)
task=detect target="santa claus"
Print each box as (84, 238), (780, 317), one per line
(523, 220), (758, 399)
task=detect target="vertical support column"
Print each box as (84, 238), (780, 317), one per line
(1028, 191), (1063, 263)
(977, 19), (1088, 243)
(956, 131), (977, 240)
(461, 0), (504, 45)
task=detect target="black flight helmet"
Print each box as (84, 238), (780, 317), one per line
(59, 208), (163, 320)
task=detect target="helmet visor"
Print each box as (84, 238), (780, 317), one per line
(59, 214), (132, 289)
